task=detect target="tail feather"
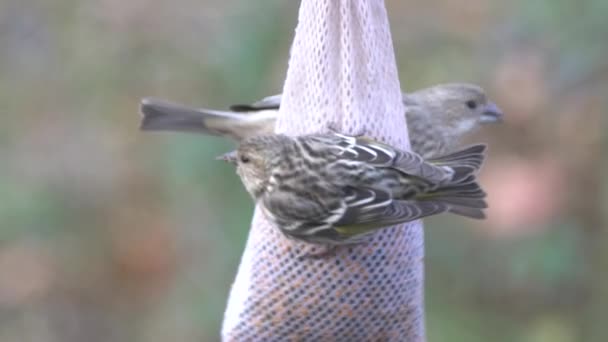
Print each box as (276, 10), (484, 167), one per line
(452, 174), (476, 186)
(139, 97), (277, 141)
(427, 144), (487, 184)
(415, 199), (486, 220)
(436, 197), (487, 209)
(140, 97), (225, 134)
(417, 144), (488, 220)
(447, 206), (486, 219)
(433, 182), (486, 198)
(420, 181), (488, 219)
(428, 144), (487, 163)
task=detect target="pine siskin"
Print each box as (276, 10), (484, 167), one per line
(139, 83), (503, 158)
(217, 132), (487, 245)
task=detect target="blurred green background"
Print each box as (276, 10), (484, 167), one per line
(1, 0), (607, 341)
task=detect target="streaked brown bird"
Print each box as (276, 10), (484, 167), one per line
(139, 83), (503, 158)
(217, 132), (487, 245)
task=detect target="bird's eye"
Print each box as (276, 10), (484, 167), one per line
(466, 100), (477, 110)
(240, 155), (250, 163)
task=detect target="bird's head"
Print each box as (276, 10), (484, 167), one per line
(217, 135), (288, 199)
(406, 83), (503, 138)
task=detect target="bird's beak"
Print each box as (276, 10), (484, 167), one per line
(216, 150), (238, 164)
(480, 101), (504, 123)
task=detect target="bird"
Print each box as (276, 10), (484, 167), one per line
(216, 132), (487, 245)
(139, 83), (503, 158)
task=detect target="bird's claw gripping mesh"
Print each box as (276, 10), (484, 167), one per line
(222, 1), (425, 340)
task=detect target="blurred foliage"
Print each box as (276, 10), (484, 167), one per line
(0, 0), (607, 341)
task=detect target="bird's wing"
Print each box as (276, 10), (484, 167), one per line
(321, 133), (452, 183)
(332, 187), (447, 236)
(232, 91), (411, 113)
(229, 94), (282, 112)
(261, 184), (447, 243)
(260, 186), (343, 235)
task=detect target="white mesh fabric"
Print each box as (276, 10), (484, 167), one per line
(222, 1), (425, 341)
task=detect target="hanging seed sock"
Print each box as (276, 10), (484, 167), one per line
(222, 0), (425, 341)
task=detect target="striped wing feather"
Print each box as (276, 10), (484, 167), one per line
(328, 134), (452, 183)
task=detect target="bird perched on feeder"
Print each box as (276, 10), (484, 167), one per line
(216, 132), (487, 245)
(139, 83), (503, 158)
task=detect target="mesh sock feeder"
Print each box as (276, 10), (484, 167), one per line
(222, 1), (425, 340)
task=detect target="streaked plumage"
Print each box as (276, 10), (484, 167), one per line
(139, 83), (503, 158)
(219, 132), (487, 245)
